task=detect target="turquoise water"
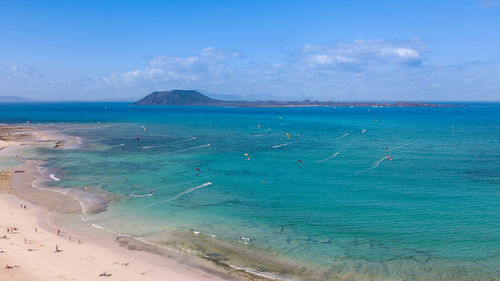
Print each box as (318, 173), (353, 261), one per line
(1, 103), (499, 280)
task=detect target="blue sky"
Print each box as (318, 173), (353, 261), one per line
(1, 0), (499, 101)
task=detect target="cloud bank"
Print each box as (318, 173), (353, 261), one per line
(3, 40), (499, 101)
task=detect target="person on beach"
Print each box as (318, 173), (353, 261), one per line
(57, 229), (60, 236)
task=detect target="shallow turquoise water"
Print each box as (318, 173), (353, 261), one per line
(1, 103), (499, 279)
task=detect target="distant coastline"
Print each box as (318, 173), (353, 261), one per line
(134, 90), (458, 107)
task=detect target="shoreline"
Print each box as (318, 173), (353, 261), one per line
(0, 124), (378, 281)
(0, 173), (238, 281)
(0, 125), (249, 281)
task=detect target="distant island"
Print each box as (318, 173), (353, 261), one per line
(134, 90), (454, 107)
(0, 95), (36, 103)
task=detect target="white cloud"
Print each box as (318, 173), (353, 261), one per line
(298, 40), (425, 69)
(91, 47), (241, 89)
(79, 40), (499, 101)
(1, 64), (43, 80)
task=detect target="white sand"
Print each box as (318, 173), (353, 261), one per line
(0, 191), (231, 281)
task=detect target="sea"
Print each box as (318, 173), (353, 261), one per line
(0, 102), (499, 280)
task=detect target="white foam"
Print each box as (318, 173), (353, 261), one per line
(371, 156), (388, 169)
(191, 230), (216, 238)
(355, 156), (388, 175)
(317, 152), (340, 163)
(133, 182), (213, 213)
(272, 143), (290, 149)
(110, 143), (125, 148)
(388, 142), (414, 152)
(91, 223), (111, 232)
(30, 175), (90, 220)
(130, 191), (153, 198)
(164, 144), (211, 154)
(335, 132), (349, 140)
(253, 132), (281, 137)
(141, 137), (198, 149)
(166, 182), (212, 202)
(239, 236), (251, 244)
(271, 141), (303, 149)
(49, 174), (60, 181)
(228, 264), (293, 281)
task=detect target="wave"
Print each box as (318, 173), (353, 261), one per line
(141, 137), (198, 149)
(317, 152), (339, 163)
(49, 173), (60, 181)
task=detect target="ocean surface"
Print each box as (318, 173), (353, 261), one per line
(1, 102), (499, 280)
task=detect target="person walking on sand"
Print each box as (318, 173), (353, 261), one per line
(57, 229), (60, 236)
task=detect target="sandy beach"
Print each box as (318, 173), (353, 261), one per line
(0, 125), (242, 281)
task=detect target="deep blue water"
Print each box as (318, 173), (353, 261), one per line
(1, 102), (499, 280)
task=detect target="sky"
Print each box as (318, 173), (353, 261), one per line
(0, 0), (499, 101)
